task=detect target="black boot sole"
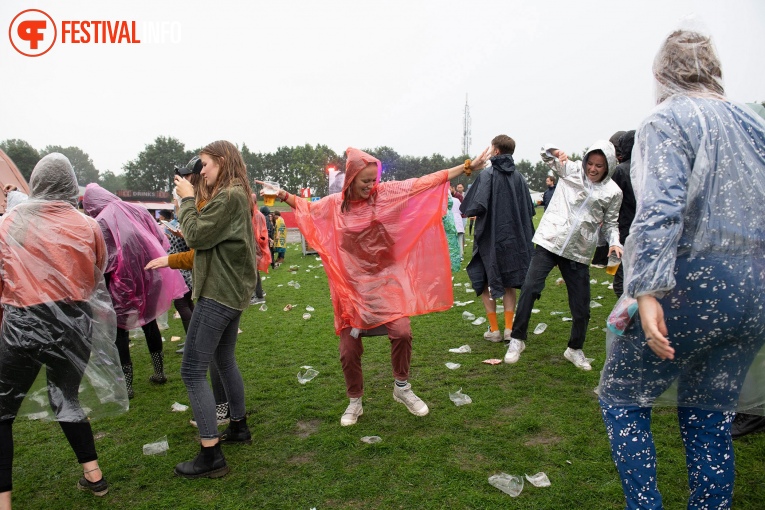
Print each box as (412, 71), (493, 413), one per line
(174, 465), (230, 479)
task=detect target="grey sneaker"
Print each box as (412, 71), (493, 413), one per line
(393, 383), (429, 416)
(504, 338), (526, 364)
(340, 399), (363, 426)
(483, 329), (502, 342)
(564, 347), (592, 371)
(503, 328), (513, 341)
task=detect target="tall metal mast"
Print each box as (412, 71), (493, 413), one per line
(462, 94), (472, 156)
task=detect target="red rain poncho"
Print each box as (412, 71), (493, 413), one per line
(293, 148), (453, 334)
(252, 197), (271, 272)
(83, 184), (188, 330)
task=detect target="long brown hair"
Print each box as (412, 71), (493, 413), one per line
(199, 140), (254, 212)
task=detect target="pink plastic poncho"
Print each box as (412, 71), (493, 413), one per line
(293, 148), (453, 334)
(83, 184), (188, 330)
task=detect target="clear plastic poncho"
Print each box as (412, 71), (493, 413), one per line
(83, 184), (188, 330)
(599, 27), (765, 414)
(293, 148), (453, 334)
(442, 192), (461, 272)
(0, 154), (128, 421)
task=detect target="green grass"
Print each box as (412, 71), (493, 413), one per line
(10, 218), (765, 509)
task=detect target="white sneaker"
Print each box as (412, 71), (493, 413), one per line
(393, 383), (429, 416)
(564, 347), (592, 371)
(503, 328), (513, 341)
(504, 338), (525, 364)
(340, 399), (363, 426)
(483, 329), (502, 342)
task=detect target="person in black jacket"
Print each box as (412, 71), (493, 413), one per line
(609, 130), (636, 297)
(460, 135), (536, 343)
(539, 175), (556, 210)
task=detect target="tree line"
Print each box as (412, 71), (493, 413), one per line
(0, 136), (561, 195)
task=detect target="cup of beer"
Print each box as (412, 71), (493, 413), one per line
(261, 181), (279, 206)
(605, 252), (621, 275)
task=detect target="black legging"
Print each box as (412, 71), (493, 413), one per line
(0, 302), (98, 492)
(115, 320), (163, 366)
(174, 289), (195, 330)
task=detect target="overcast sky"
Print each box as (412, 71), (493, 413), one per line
(2, 0), (763, 175)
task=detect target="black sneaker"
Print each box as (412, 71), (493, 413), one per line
(732, 413), (765, 439)
(77, 476), (109, 496)
(149, 374), (167, 384)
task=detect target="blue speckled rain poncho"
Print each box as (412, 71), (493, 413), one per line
(599, 78), (765, 412)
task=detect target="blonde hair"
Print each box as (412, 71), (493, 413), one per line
(653, 30), (724, 104)
(199, 140), (254, 212)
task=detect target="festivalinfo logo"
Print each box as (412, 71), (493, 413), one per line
(9, 9), (180, 57)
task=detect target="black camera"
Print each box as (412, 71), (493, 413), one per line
(175, 156), (202, 176)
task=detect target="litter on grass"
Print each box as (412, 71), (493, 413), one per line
(590, 301), (602, 308)
(488, 473), (523, 497)
(143, 436), (169, 456)
(297, 367), (319, 384)
(482, 359), (503, 365)
(595, 295), (603, 299)
(533, 323), (548, 334)
(471, 317), (486, 326)
(361, 436), (382, 444)
(171, 402), (188, 412)
(449, 345), (471, 354)
(237, 328), (243, 334)
(259, 304), (268, 311)
(170, 336), (181, 342)
(590, 278), (597, 284)
(555, 278), (565, 286)
(531, 308), (540, 313)
(449, 388), (472, 406)
(445, 362), (461, 370)
(550, 311), (565, 315)
(284, 304), (296, 311)
(462, 311), (476, 321)
(525, 472), (551, 487)
(305, 306), (315, 312)
(602, 281), (610, 285)
(302, 313), (311, 320)
(562, 317), (573, 322)
(173, 311), (181, 319)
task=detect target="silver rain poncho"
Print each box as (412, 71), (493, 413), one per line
(599, 28), (765, 413)
(0, 153), (128, 422)
(532, 140), (623, 265)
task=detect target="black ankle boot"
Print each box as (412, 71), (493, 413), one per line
(174, 443), (229, 479)
(220, 417), (252, 444)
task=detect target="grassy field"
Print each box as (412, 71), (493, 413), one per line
(11, 215), (765, 509)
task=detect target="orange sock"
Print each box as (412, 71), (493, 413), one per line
(504, 311), (514, 330)
(487, 312), (499, 332)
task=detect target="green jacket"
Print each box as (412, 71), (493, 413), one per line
(179, 185), (257, 310)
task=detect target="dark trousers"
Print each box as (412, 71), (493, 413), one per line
(613, 262), (625, 298)
(115, 319), (163, 366)
(0, 302), (98, 492)
(174, 289), (195, 325)
(511, 246), (591, 349)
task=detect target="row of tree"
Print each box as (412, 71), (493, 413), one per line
(0, 136), (558, 195)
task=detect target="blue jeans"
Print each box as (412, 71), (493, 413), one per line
(181, 297), (246, 439)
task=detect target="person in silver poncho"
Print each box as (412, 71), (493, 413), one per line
(598, 25), (765, 510)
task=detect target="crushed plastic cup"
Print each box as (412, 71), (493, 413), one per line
(471, 317), (486, 326)
(590, 301), (602, 308)
(555, 278), (564, 286)
(302, 313), (311, 320)
(445, 362), (461, 370)
(448, 345), (471, 354)
(562, 317), (573, 322)
(465, 287), (473, 293)
(495, 305), (504, 314)
(171, 402), (188, 412)
(550, 311), (565, 315)
(463, 282), (471, 288)
(449, 388), (472, 406)
(284, 304), (295, 311)
(297, 367), (319, 384)
(259, 304), (268, 311)
(170, 336), (181, 342)
(305, 306), (315, 312)
(602, 281), (610, 285)
(590, 278), (597, 284)
(360, 436), (382, 444)
(488, 473), (524, 497)
(143, 436), (169, 456)
(531, 308), (540, 314)
(462, 311), (476, 321)
(533, 323), (548, 335)
(173, 311), (181, 319)
(482, 358), (503, 365)
(525, 472), (551, 487)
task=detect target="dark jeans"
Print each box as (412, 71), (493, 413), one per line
(511, 246), (591, 349)
(181, 297), (246, 439)
(115, 319), (163, 366)
(254, 271), (263, 299)
(0, 302), (98, 492)
(592, 244), (609, 265)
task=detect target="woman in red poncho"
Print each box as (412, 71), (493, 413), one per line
(263, 147), (488, 426)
